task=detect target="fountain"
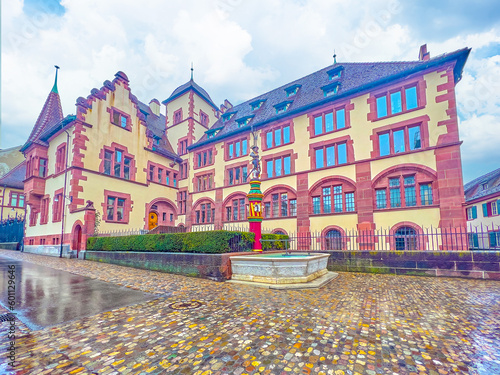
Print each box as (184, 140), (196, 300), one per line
(228, 128), (337, 289)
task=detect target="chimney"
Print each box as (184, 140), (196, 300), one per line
(149, 98), (160, 116)
(419, 44), (430, 61)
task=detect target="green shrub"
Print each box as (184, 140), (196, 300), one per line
(261, 233), (290, 250)
(87, 230), (255, 254)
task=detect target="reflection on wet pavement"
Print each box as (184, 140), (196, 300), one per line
(0, 249), (498, 375)
(0, 255), (158, 329)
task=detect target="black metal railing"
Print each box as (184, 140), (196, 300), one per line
(0, 217), (25, 244)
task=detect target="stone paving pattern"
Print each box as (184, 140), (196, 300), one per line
(0, 249), (499, 375)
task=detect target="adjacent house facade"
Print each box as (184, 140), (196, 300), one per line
(0, 160), (26, 221)
(22, 45), (470, 256)
(464, 168), (500, 249)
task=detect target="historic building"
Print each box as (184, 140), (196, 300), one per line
(22, 45), (470, 255)
(464, 168), (500, 249)
(0, 152), (26, 221)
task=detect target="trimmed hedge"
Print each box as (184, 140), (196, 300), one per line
(87, 231), (290, 253)
(261, 233), (290, 250)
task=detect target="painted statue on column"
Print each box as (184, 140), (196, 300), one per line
(247, 130), (264, 252)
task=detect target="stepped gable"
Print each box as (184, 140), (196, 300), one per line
(21, 70), (64, 151)
(192, 47), (470, 148)
(0, 161), (26, 189)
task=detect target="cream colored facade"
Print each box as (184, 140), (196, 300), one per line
(23, 46), (470, 253)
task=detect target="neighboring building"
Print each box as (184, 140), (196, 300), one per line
(464, 168), (500, 249)
(0, 160), (26, 221)
(23, 44), (470, 255)
(0, 145), (26, 178)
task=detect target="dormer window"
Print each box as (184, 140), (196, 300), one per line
(274, 101), (292, 115)
(236, 116), (254, 128)
(481, 182), (488, 190)
(327, 66), (343, 80)
(222, 112), (236, 123)
(321, 82), (340, 97)
(285, 84), (301, 97)
(250, 99), (265, 111)
(206, 128), (222, 139)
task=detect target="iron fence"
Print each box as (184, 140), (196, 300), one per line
(0, 217), (25, 244)
(283, 224), (500, 252)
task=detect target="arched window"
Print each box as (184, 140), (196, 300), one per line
(394, 226), (417, 250)
(262, 187), (297, 219)
(192, 199), (215, 224)
(223, 193), (248, 222)
(310, 177), (356, 215)
(325, 229), (343, 250)
(372, 165), (437, 210)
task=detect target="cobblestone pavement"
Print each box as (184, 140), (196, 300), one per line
(0, 249), (499, 375)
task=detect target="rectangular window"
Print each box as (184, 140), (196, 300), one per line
(408, 126), (421, 150)
(120, 116), (127, 128)
(283, 126), (290, 144)
(266, 132), (273, 148)
(393, 129), (405, 153)
(345, 192), (355, 212)
(337, 143), (347, 165)
(275, 158), (282, 177)
(235, 142), (241, 157)
(104, 151), (112, 175)
(376, 189), (387, 209)
(242, 166), (248, 182)
(39, 158), (47, 177)
(336, 109), (345, 129)
(290, 199), (297, 216)
(491, 201), (498, 216)
(315, 149), (324, 169)
(326, 146), (335, 167)
(284, 156), (291, 175)
(267, 160), (273, 178)
(149, 165), (154, 181)
(239, 199), (246, 220)
(405, 86), (418, 110)
(114, 151), (123, 178)
(389, 178), (401, 208)
(18, 194), (25, 208)
(272, 194), (279, 218)
(242, 140), (248, 155)
(314, 116), (322, 135)
(404, 176), (416, 207)
(281, 193), (288, 217)
(333, 185), (343, 213)
(322, 187), (331, 214)
(325, 112), (334, 133)
(232, 200), (238, 221)
(313, 197), (320, 215)
(275, 128), (282, 146)
(10, 193), (18, 207)
(379, 133), (390, 156)
(376, 96), (387, 118)
(390, 91), (402, 114)
(229, 144), (234, 158)
(420, 183), (433, 205)
(264, 202), (271, 218)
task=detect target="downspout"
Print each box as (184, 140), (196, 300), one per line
(59, 129), (71, 258)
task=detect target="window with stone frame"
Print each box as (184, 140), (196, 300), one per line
(225, 196), (247, 222)
(194, 201), (215, 224)
(262, 190), (297, 219)
(101, 146), (134, 180)
(310, 180), (355, 215)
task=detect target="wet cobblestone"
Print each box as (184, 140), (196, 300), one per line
(0, 249), (499, 375)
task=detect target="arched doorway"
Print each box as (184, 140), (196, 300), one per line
(325, 229), (343, 250)
(148, 212), (158, 230)
(395, 227), (417, 250)
(72, 224), (83, 254)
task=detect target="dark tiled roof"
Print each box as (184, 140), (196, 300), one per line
(0, 161), (26, 189)
(21, 88), (64, 152)
(137, 102), (180, 162)
(464, 168), (500, 202)
(191, 48), (470, 150)
(162, 79), (218, 110)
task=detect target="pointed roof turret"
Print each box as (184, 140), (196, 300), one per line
(21, 66), (64, 152)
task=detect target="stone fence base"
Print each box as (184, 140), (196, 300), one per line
(326, 250), (500, 280)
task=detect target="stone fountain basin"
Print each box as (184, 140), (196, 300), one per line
(230, 252), (329, 284)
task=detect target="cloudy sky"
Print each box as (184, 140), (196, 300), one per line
(1, 0), (499, 183)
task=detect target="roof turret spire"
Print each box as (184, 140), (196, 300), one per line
(190, 62), (194, 81)
(52, 65), (60, 94)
